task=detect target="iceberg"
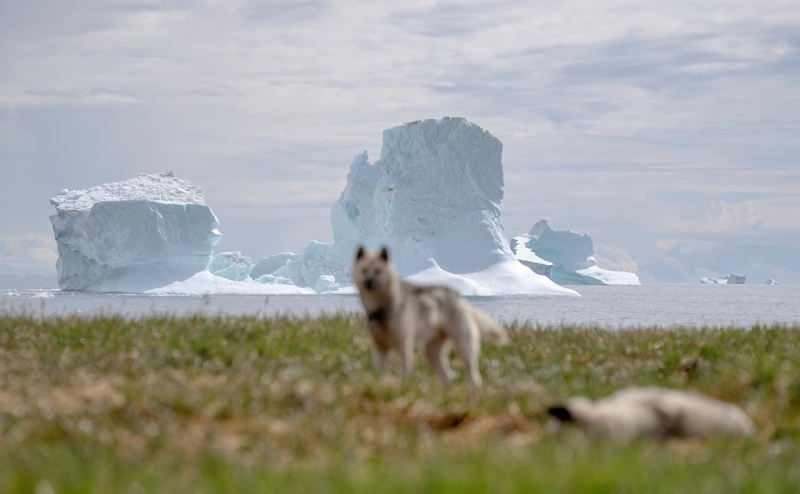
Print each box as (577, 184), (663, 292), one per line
(700, 274), (746, 284)
(208, 251), (252, 281)
(251, 252), (298, 279)
(765, 278), (779, 285)
(50, 173), (222, 292)
(511, 220), (640, 285)
(49, 174), (312, 295)
(262, 117), (577, 297)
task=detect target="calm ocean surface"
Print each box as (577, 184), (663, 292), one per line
(1, 274), (798, 328)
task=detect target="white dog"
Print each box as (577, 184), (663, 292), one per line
(548, 387), (755, 441)
(351, 246), (508, 387)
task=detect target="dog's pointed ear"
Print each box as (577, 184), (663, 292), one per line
(379, 246), (389, 262)
(356, 246), (365, 260)
(547, 405), (573, 422)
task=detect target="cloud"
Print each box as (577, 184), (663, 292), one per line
(594, 243), (640, 274)
(637, 239), (800, 284)
(0, 235), (57, 274)
(662, 198), (767, 234)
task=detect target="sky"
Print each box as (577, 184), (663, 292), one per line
(1, 0), (799, 284)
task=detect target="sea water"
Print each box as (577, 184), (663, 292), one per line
(1, 274), (798, 328)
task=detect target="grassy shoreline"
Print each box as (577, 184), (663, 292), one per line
(1, 315), (799, 492)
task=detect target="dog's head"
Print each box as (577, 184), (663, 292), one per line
(352, 246), (394, 294)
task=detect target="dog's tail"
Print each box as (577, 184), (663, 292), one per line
(468, 305), (510, 345)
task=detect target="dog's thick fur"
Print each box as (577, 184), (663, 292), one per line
(351, 246), (508, 387)
(547, 387), (755, 441)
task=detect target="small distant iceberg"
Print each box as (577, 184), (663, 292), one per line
(511, 219), (640, 286)
(765, 278), (779, 285)
(700, 274), (746, 285)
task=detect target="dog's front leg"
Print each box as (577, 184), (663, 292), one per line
(371, 342), (390, 375)
(399, 336), (414, 383)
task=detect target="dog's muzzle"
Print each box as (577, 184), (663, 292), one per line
(363, 279), (377, 291)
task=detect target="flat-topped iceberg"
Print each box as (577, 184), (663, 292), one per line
(701, 274), (746, 284)
(50, 173), (223, 292)
(258, 117), (577, 297)
(511, 219), (640, 286)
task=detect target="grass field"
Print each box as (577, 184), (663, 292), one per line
(0, 314), (799, 493)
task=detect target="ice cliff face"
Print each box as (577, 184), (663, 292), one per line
(263, 117), (576, 296)
(50, 173), (222, 292)
(511, 219), (640, 286)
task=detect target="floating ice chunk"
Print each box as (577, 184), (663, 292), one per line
(251, 252), (300, 279)
(314, 275), (340, 293)
(726, 274), (746, 284)
(512, 220), (640, 285)
(208, 251), (252, 281)
(701, 274), (746, 284)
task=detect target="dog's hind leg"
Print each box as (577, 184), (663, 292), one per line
(425, 335), (455, 384)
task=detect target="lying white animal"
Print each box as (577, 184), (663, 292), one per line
(548, 387), (755, 442)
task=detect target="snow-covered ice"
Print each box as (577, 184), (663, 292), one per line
(701, 274), (746, 284)
(50, 172), (223, 292)
(511, 220), (640, 285)
(145, 271), (313, 295)
(511, 234), (553, 277)
(260, 117), (577, 297)
(765, 278), (780, 285)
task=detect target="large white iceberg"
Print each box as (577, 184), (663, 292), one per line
(511, 219), (640, 286)
(260, 117), (577, 297)
(50, 173), (223, 292)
